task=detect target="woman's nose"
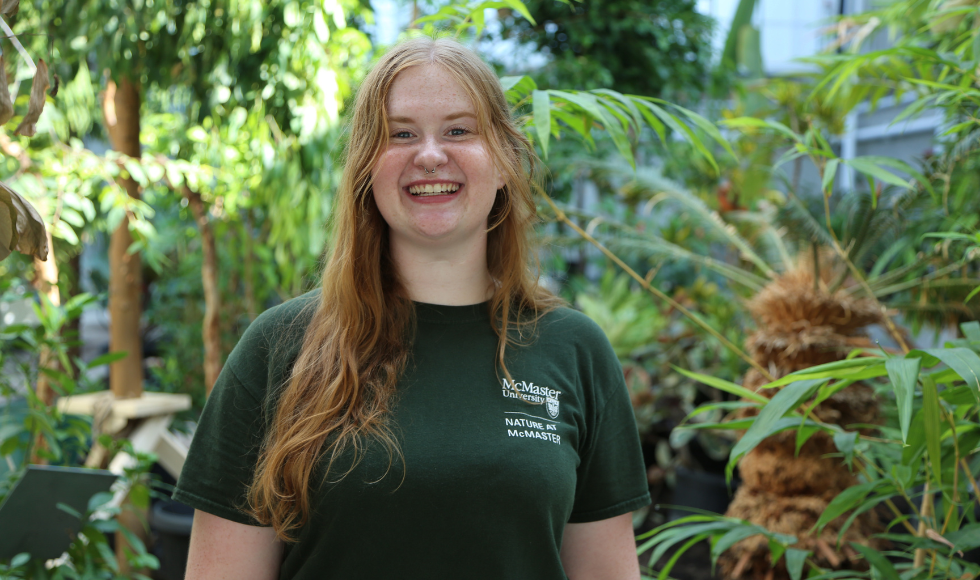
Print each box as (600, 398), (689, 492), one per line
(414, 135), (449, 171)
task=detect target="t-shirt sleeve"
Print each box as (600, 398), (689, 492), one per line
(568, 322), (651, 523)
(172, 363), (267, 525)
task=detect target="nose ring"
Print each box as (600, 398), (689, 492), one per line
(424, 166), (435, 174)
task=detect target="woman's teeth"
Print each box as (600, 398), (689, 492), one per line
(409, 183), (460, 196)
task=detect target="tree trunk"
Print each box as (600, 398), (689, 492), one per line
(103, 77), (144, 400)
(184, 187), (222, 396)
(30, 229), (59, 464)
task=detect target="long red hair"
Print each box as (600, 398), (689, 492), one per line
(246, 37), (561, 541)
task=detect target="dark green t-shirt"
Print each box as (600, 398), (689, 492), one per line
(173, 292), (650, 579)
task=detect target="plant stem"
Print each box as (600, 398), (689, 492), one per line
(960, 458), (980, 508)
(914, 481), (933, 569)
(537, 186), (775, 381)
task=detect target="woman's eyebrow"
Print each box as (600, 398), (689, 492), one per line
(387, 111), (477, 124)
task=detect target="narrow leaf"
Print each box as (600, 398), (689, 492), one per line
(673, 367), (768, 403)
(730, 379), (827, 464)
(922, 377), (943, 488)
(87, 351), (128, 369)
(822, 158), (839, 194)
(815, 481), (879, 531)
(886, 357), (921, 443)
(845, 157), (909, 188)
(532, 90), (550, 158)
(850, 543), (900, 580)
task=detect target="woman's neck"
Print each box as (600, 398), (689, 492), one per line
(389, 233), (493, 306)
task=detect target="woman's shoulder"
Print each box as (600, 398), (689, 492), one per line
(533, 305), (609, 344)
(224, 290), (320, 385)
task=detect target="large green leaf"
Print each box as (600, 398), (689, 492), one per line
(914, 348), (980, 403)
(673, 367), (768, 403)
(850, 543), (900, 580)
(729, 379), (828, 465)
(885, 356), (921, 443)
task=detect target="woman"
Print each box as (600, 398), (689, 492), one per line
(175, 37), (650, 579)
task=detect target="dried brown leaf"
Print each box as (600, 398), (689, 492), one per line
(925, 528), (963, 556)
(0, 185), (15, 261)
(14, 58), (49, 137)
(0, 180), (47, 261)
(0, 55), (12, 125)
(0, 0), (19, 16)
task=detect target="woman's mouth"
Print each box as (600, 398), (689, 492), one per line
(408, 183), (461, 196)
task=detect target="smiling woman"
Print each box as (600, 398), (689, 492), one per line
(173, 37), (650, 580)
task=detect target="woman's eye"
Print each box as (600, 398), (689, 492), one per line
(393, 131), (413, 138)
(448, 127), (469, 136)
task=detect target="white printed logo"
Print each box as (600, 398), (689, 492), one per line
(501, 378), (561, 417)
(546, 395), (560, 419)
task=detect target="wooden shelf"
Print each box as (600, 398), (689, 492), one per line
(57, 391), (192, 419)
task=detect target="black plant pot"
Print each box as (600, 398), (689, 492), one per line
(150, 499), (194, 580)
(668, 466), (740, 521)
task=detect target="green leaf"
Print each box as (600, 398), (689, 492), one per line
(833, 431), (858, 466)
(673, 367), (768, 403)
(966, 285), (980, 304)
(552, 90), (634, 167)
(845, 157), (909, 188)
(785, 549), (809, 580)
(886, 357), (921, 443)
(532, 90), (551, 159)
(962, 321), (980, 343)
(730, 379), (827, 465)
(922, 377), (943, 488)
(914, 348), (980, 403)
(850, 543), (900, 580)
(56, 501), (82, 519)
(768, 537), (787, 565)
(498, 0), (536, 25)
(902, 409), (926, 466)
(946, 523), (980, 551)
(87, 351), (129, 369)
(642, 522), (733, 567)
(822, 158), (840, 194)
(654, 99), (736, 160)
(720, 117), (800, 142)
(855, 155), (933, 195)
(815, 481), (879, 531)
(763, 358), (886, 388)
(710, 526), (762, 564)
(638, 100), (717, 172)
(658, 535), (705, 580)
(10, 553), (29, 568)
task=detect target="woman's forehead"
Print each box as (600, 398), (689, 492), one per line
(386, 64), (478, 120)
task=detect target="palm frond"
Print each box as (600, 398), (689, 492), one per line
(625, 170), (776, 277)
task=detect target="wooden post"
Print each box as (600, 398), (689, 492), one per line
(102, 75), (147, 573)
(31, 229), (59, 464)
(102, 77), (144, 401)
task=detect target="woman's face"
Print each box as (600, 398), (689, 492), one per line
(371, 64), (504, 250)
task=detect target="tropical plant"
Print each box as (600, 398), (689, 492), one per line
(640, 319), (980, 580)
